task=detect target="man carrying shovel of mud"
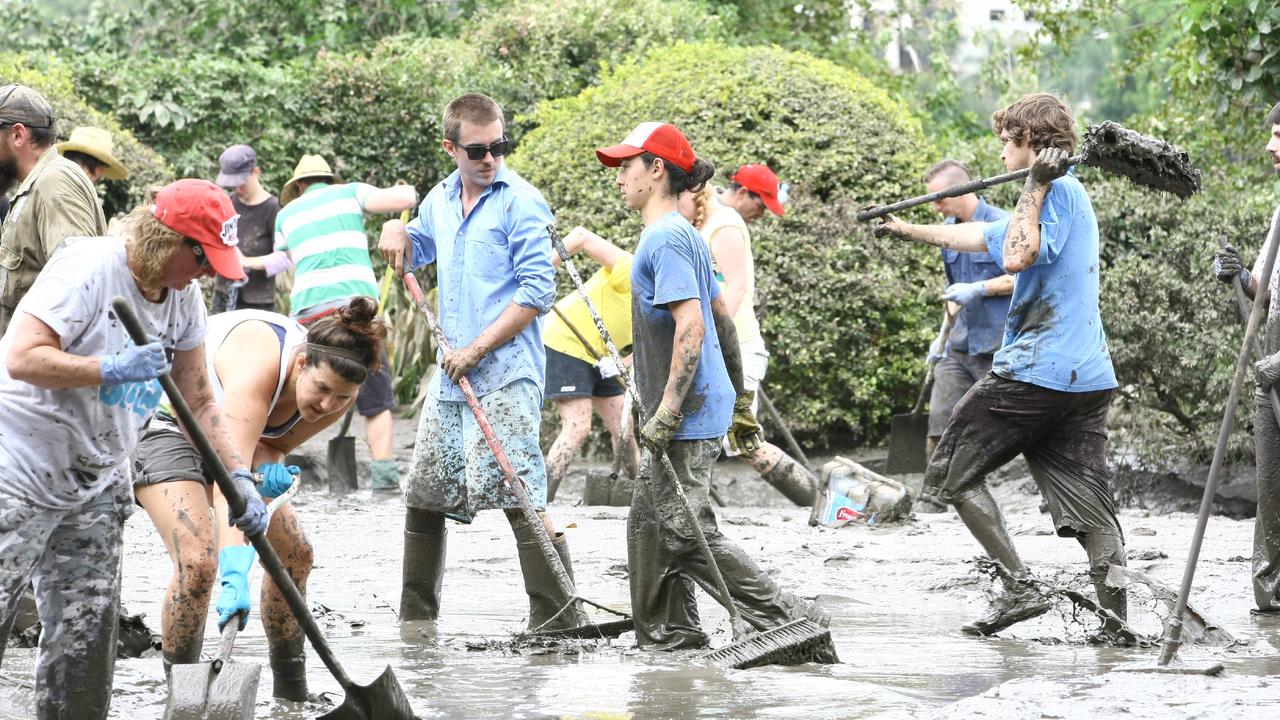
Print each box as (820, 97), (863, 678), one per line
(870, 93), (1128, 638)
(379, 93), (576, 631)
(1212, 100), (1280, 614)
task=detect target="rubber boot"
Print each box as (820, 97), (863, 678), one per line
(953, 486), (1050, 635)
(515, 529), (578, 632)
(760, 453), (818, 506)
(400, 509), (446, 621)
(370, 458), (400, 493)
(1084, 531), (1129, 636)
(269, 635), (308, 702)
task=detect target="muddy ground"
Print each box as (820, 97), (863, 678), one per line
(3, 413), (1280, 719)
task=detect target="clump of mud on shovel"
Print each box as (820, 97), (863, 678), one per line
(1083, 121), (1202, 198)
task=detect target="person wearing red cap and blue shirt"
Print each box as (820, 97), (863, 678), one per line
(0, 179), (268, 720)
(596, 122), (829, 649)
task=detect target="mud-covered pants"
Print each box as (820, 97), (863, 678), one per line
(1253, 389), (1280, 611)
(628, 438), (812, 649)
(0, 486), (125, 720)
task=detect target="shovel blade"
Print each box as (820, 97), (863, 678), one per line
(164, 663), (214, 720)
(885, 412), (929, 475)
(206, 662), (261, 720)
(327, 437), (359, 495)
(318, 666), (417, 720)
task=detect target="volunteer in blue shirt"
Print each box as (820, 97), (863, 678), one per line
(872, 93), (1126, 639)
(920, 160), (1012, 493)
(378, 93), (565, 630)
(595, 121), (829, 649)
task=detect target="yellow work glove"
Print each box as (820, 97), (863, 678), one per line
(726, 393), (763, 454)
(640, 405), (683, 454)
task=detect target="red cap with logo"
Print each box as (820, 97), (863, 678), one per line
(596, 122), (697, 173)
(153, 179), (245, 281)
(731, 164), (785, 216)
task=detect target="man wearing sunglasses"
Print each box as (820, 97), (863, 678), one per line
(378, 93), (562, 631)
(0, 84), (108, 337)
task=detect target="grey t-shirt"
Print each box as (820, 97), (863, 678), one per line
(218, 194), (280, 307)
(1251, 205), (1280, 353)
(0, 237), (206, 509)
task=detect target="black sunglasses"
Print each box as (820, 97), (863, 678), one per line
(458, 137), (510, 161)
(185, 239), (212, 270)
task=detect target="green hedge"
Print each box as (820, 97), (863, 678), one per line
(0, 54), (172, 217)
(512, 41), (934, 441)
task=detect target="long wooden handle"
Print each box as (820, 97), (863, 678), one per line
(110, 297), (355, 690)
(856, 154), (1084, 222)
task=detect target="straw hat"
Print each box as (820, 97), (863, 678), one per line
(57, 127), (128, 180)
(280, 154), (341, 206)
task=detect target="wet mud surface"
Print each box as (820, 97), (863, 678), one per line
(4, 419), (1280, 718)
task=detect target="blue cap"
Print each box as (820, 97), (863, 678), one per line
(216, 144), (257, 188)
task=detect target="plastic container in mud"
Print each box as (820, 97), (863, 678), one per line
(810, 457), (914, 528)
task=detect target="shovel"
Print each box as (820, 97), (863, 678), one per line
(110, 297), (418, 720)
(327, 408), (359, 495)
(164, 481), (300, 720)
(886, 308), (956, 475)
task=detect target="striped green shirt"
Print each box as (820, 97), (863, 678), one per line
(274, 182), (378, 314)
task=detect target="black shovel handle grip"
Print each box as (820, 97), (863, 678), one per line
(109, 296), (355, 690)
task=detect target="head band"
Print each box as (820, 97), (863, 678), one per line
(306, 342), (365, 364)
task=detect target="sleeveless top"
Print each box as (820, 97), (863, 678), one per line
(699, 199), (762, 346)
(204, 309), (308, 438)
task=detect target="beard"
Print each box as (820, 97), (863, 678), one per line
(0, 148), (18, 199)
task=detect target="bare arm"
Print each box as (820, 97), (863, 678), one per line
(660, 297), (704, 414)
(6, 314), (107, 389)
(552, 226), (625, 270)
(711, 295), (746, 394)
(875, 215), (990, 252)
(708, 226), (750, 318)
(170, 344), (248, 474)
(1003, 178), (1051, 273)
(985, 273), (1015, 296)
(362, 185), (418, 215)
(442, 303), (540, 382)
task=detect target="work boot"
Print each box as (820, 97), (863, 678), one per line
(370, 459), (400, 493)
(761, 454), (818, 506)
(269, 639), (308, 702)
(914, 493), (949, 514)
(516, 531), (578, 632)
(962, 575), (1051, 636)
(400, 513), (447, 621)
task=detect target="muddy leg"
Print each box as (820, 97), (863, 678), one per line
(594, 394), (640, 480)
(743, 444), (817, 506)
(0, 494), (58, 668)
(1254, 390), (1280, 611)
(627, 449), (705, 650)
(546, 398), (593, 502)
(950, 484), (1027, 576)
(1080, 531), (1127, 629)
(258, 503), (313, 702)
(136, 481), (217, 669)
(31, 489), (125, 720)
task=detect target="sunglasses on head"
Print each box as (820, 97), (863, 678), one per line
(185, 239), (212, 270)
(457, 137), (510, 161)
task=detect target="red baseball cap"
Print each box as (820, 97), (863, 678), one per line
(153, 179), (246, 281)
(731, 164), (785, 216)
(596, 122), (697, 173)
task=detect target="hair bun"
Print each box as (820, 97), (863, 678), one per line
(338, 296), (378, 325)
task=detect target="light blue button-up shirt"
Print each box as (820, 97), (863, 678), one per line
(406, 164), (556, 401)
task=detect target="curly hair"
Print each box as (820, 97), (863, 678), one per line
(124, 207), (183, 295)
(991, 93), (1077, 155)
(304, 296), (389, 384)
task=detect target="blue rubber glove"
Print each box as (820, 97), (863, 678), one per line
(940, 280), (988, 308)
(216, 545), (257, 631)
(227, 469), (270, 537)
(100, 342), (170, 385)
(926, 335), (951, 365)
(256, 463), (300, 499)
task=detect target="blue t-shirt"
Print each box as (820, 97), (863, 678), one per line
(942, 196), (1011, 354)
(981, 172), (1117, 392)
(631, 211), (734, 440)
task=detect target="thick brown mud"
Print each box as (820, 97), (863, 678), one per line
(3, 420), (1279, 718)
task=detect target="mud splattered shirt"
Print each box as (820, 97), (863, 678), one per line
(631, 211), (733, 440)
(981, 171), (1117, 392)
(1250, 204), (1280, 353)
(0, 238), (206, 509)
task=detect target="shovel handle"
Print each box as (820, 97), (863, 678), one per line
(110, 297), (356, 691)
(910, 307), (958, 415)
(856, 155), (1085, 222)
(212, 613), (243, 672)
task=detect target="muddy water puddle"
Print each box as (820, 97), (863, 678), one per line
(3, 455), (1279, 718)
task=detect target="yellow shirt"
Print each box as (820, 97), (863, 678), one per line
(700, 201), (762, 345)
(544, 253), (633, 363)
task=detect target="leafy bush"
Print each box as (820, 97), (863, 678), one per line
(512, 41), (934, 441)
(0, 53), (172, 217)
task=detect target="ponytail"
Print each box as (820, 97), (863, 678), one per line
(304, 296), (388, 384)
(690, 185), (714, 230)
(641, 152), (716, 198)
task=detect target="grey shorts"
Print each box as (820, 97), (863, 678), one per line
(132, 416), (209, 488)
(928, 350), (994, 437)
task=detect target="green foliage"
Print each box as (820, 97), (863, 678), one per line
(513, 41), (933, 440)
(0, 53), (172, 217)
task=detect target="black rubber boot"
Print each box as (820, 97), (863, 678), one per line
(515, 528), (577, 632)
(961, 575), (1051, 636)
(952, 485), (1028, 576)
(269, 635), (308, 701)
(400, 509), (446, 621)
(760, 453), (818, 507)
(1084, 531), (1129, 635)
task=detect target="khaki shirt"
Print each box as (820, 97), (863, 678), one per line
(0, 147), (107, 335)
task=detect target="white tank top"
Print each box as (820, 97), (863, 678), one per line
(203, 309), (308, 439)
